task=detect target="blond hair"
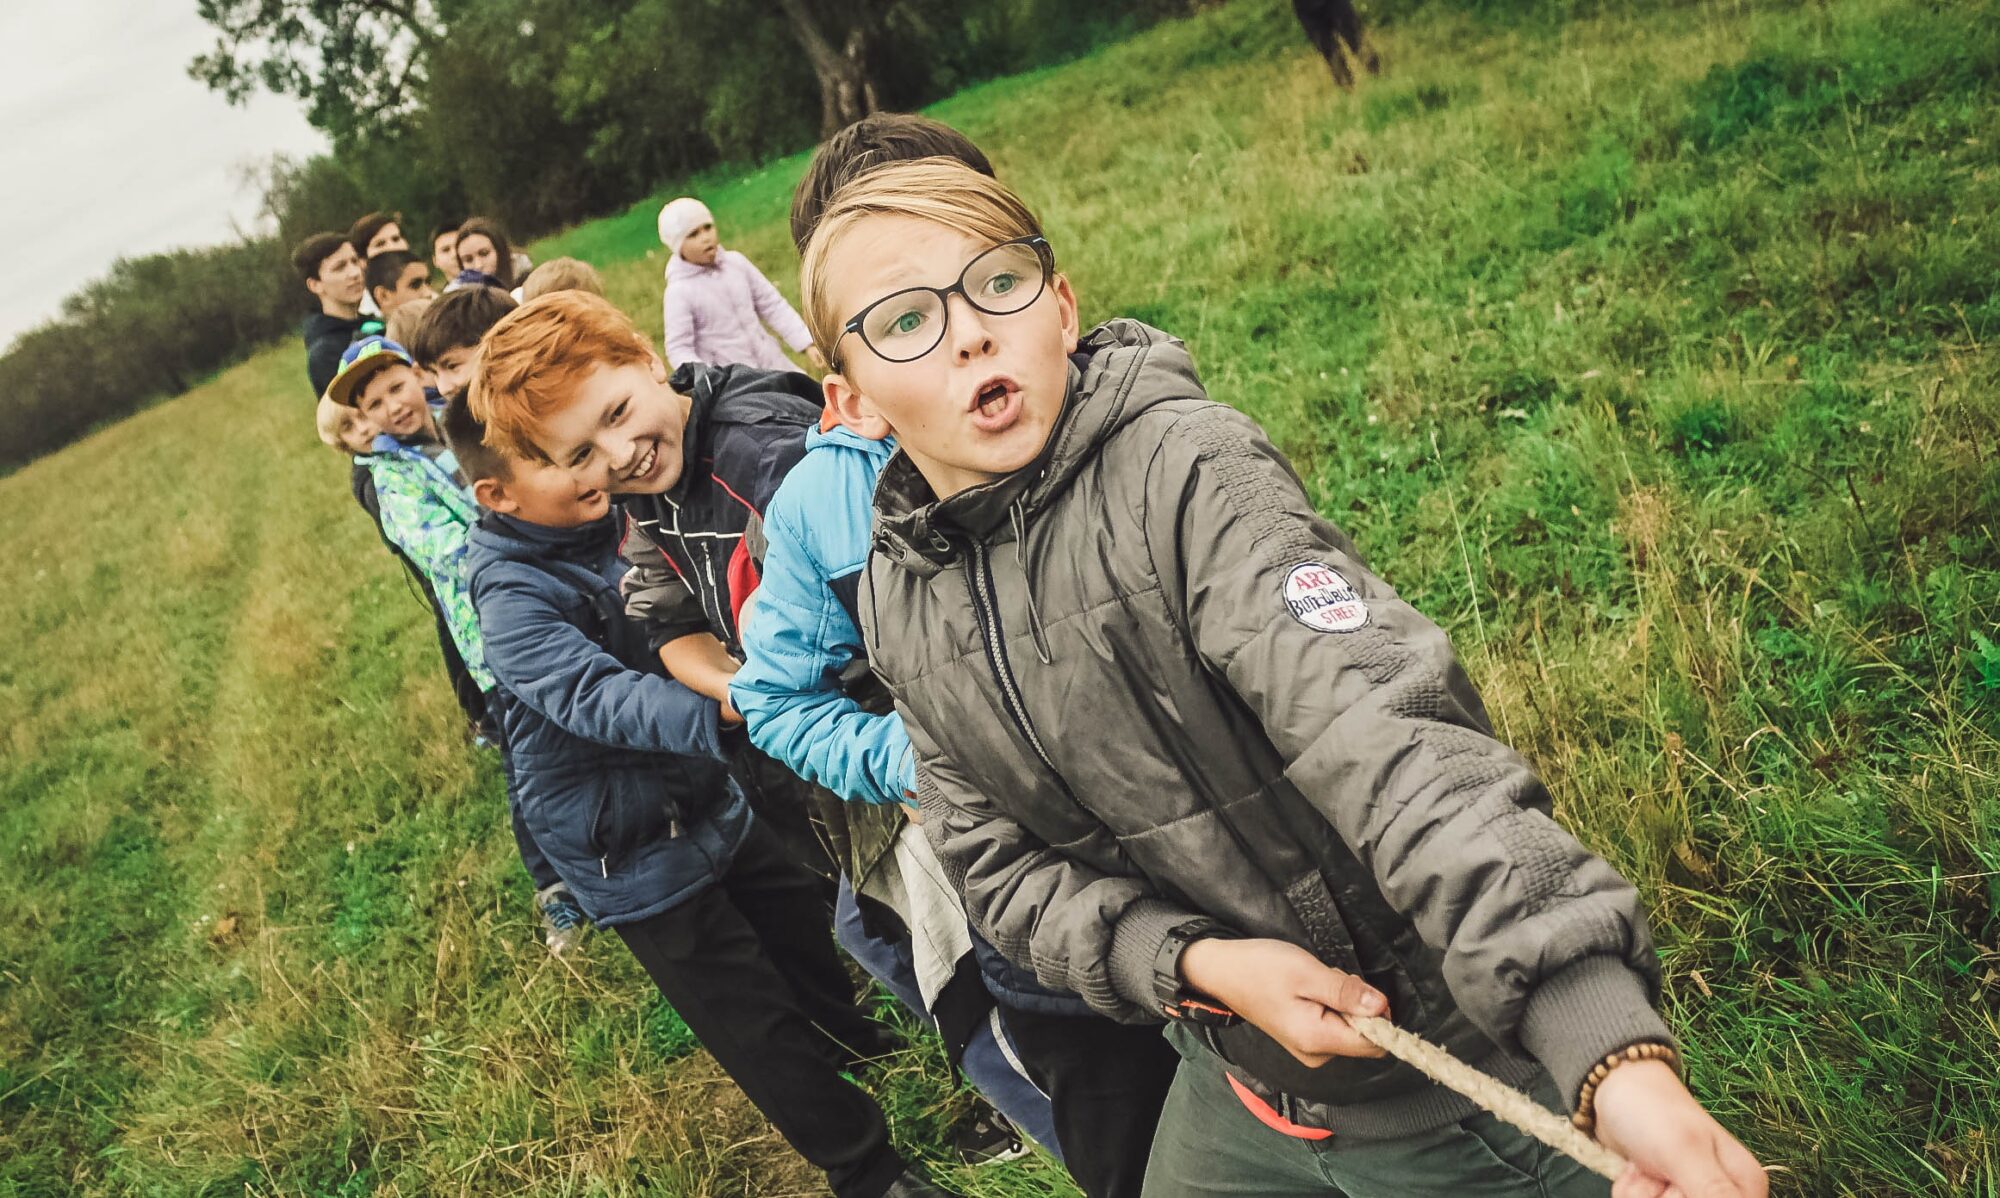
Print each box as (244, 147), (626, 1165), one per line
(384, 296), (434, 349)
(799, 158), (1046, 366)
(315, 394), (366, 451)
(520, 256), (606, 301)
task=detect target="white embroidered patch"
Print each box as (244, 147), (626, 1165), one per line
(1283, 562), (1370, 632)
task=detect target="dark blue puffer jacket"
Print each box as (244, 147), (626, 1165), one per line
(466, 508), (750, 926)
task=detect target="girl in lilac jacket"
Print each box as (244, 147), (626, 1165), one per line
(658, 197), (827, 372)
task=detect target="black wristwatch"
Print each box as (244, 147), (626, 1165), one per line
(1153, 919), (1243, 1026)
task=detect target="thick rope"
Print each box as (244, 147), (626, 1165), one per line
(1348, 1015), (1628, 1181)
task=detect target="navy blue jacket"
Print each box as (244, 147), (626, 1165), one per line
(466, 509), (749, 926)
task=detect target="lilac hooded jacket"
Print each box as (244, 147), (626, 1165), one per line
(662, 249), (813, 372)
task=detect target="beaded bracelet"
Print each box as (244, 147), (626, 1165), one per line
(1571, 1041), (1683, 1137)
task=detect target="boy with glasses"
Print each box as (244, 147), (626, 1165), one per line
(797, 158), (1768, 1198)
(728, 120), (1184, 1198)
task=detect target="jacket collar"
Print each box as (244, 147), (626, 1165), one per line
(472, 509), (623, 563)
(872, 319), (1200, 578)
(663, 361), (724, 501)
(665, 250), (724, 282)
(806, 421), (896, 460)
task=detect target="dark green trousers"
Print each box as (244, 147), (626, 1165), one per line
(1140, 1027), (1610, 1198)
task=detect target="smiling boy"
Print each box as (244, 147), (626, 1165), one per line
(470, 290), (845, 881)
(444, 388), (951, 1198)
(798, 159), (1769, 1198)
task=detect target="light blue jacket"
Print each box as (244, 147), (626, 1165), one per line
(730, 424), (915, 806)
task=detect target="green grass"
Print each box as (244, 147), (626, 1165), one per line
(6, 0), (1999, 1193)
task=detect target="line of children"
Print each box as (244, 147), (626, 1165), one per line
(788, 156), (1767, 1198)
(298, 214), (482, 741)
(317, 321), (586, 953)
(299, 112), (1764, 1198)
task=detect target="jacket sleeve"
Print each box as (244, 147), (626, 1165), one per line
(375, 466), (491, 691)
(663, 281), (697, 367)
(1140, 404), (1670, 1104)
(907, 709), (1198, 1023)
(741, 254), (814, 352)
(730, 492), (915, 806)
(620, 516), (712, 650)
(475, 564), (725, 758)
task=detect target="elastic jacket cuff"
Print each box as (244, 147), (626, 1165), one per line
(1107, 898), (1205, 1015)
(1517, 955), (1676, 1107)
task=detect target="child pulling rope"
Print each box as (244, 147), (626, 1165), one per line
(1348, 1016), (1627, 1181)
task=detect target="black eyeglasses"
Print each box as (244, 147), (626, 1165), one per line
(835, 237), (1054, 366)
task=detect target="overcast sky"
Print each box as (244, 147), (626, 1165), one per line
(0, 2), (327, 349)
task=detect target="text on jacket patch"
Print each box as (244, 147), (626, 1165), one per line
(1283, 562), (1370, 632)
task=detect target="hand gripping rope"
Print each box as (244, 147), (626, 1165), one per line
(1346, 1016), (1629, 1181)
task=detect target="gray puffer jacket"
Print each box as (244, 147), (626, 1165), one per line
(861, 319), (1672, 1139)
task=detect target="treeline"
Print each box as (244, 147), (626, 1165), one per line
(0, 0), (1206, 472)
(198, 0), (1215, 245)
(1, 0), (1615, 472)
(0, 241), (299, 471)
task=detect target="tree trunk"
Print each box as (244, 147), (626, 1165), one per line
(773, 0), (878, 137)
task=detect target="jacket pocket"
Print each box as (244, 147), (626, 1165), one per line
(589, 768), (667, 869)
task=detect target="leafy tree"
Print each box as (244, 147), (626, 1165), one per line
(189, 0), (445, 145)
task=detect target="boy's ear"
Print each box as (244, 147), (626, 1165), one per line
(647, 351), (669, 384)
(822, 372), (893, 442)
(472, 476), (515, 513)
(1053, 273), (1081, 355)
(305, 274), (326, 300)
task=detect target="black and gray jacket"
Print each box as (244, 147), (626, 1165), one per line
(862, 319), (1671, 1139)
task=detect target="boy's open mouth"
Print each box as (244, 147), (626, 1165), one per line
(623, 439), (661, 484)
(968, 376), (1023, 434)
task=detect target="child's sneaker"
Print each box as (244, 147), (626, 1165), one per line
(950, 1102), (1031, 1167)
(535, 884), (588, 956)
(883, 1168), (965, 1197)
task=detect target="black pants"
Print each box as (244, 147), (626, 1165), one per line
(435, 601), (493, 731)
(615, 822), (906, 1198)
(1000, 1007), (1181, 1198)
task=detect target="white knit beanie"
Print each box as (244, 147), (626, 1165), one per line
(658, 197), (715, 256)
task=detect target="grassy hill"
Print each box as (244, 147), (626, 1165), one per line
(5, 0), (1998, 1193)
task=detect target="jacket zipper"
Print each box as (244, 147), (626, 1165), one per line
(589, 789), (611, 877)
(658, 496), (730, 639)
(703, 549), (723, 637)
(966, 543), (1065, 781)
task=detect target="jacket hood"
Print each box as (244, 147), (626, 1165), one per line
(466, 509), (623, 578)
(872, 319), (1202, 578)
(806, 420), (896, 461)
